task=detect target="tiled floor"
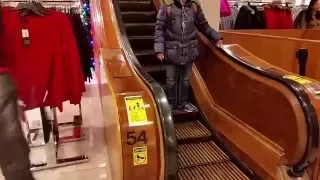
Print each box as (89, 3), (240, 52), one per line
(0, 70), (112, 180)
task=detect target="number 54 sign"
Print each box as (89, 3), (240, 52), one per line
(126, 130), (148, 145)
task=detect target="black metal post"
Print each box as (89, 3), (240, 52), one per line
(296, 48), (308, 76)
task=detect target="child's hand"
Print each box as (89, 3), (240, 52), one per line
(215, 40), (223, 48)
(156, 53), (165, 61)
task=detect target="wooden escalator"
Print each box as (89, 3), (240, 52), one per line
(91, 0), (320, 179)
(118, 0), (252, 179)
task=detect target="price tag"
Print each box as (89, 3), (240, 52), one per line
(22, 29), (31, 46)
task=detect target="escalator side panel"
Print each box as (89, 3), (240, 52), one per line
(191, 33), (320, 178)
(191, 67), (283, 179)
(195, 38), (308, 166)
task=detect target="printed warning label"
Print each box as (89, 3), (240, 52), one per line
(133, 146), (148, 166)
(283, 75), (312, 85)
(124, 96), (149, 127)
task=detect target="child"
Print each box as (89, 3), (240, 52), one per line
(154, 0), (223, 111)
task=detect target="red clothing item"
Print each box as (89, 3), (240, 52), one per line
(0, 7), (84, 111)
(264, 8), (278, 29)
(0, 68), (7, 73)
(43, 10), (85, 109)
(264, 8), (294, 29)
(284, 10), (294, 29)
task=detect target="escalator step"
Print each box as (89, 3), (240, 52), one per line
(178, 161), (250, 180)
(178, 141), (229, 168)
(143, 64), (166, 72)
(173, 103), (198, 115)
(124, 23), (155, 36)
(129, 36), (154, 49)
(175, 120), (211, 141)
(119, 1), (153, 11)
(134, 49), (161, 65)
(134, 49), (154, 56)
(121, 11), (156, 23)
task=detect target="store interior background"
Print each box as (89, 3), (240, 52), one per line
(0, 0), (313, 179)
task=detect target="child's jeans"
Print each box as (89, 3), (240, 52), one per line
(166, 63), (193, 107)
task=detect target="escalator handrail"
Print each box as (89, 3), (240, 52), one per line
(111, 0), (178, 179)
(200, 34), (319, 175)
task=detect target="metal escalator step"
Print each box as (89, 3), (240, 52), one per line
(129, 36), (154, 40)
(119, 1), (153, 11)
(143, 64), (166, 72)
(124, 23), (155, 36)
(129, 36), (154, 49)
(178, 162), (250, 180)
(134, 49), (161, 65)
(178, 141), (229, 168)
(121, 11), (156, 23)
(134, 49), (154, 56)
(173, 103), (198, 115)
(175, 120), (211, 141)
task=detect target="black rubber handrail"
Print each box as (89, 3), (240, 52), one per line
(111, 0), (179, 180)
(213, 42), (319, 176)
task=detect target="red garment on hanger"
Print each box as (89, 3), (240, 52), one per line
(264, 7), (294, 29)
(0, 7), (84, 111)
(284, 10), (294, 29)
(264, 8), (278, 29)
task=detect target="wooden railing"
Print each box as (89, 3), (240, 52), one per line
(221, 30), (320, 80)
(192, 32), (320, 179)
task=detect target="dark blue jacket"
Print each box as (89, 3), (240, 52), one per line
(154, 0), (222, 65)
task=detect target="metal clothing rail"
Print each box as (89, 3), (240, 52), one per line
(228, 0), (293, 3)
(0, 0), (78, 2)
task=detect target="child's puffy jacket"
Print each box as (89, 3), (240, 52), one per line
(154, 0), (222, 65)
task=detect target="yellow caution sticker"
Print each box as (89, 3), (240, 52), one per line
(283, 75), (312, 85)
(124, 96), (149, 127)
(133, 146), (148, 166)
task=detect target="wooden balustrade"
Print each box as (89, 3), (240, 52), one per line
(221, 31), (320, 81)
(192, 32), (320, 179)
(90, 0), (164, 179)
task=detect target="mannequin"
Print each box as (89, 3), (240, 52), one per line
(0, 5), (35, 180)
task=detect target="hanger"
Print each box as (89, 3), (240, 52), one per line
(244, 1), (255, 14)
(232, 2), (239, 7)
(12, 0), (46, 16)
(32, 0), (49, 15)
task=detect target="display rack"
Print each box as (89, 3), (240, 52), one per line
(24, 105), (88, 171)
(2, 0), (90, 170)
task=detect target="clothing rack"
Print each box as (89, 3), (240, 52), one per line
(0, 1), (89, 170)
(240, 1), (293, 5)
(26, 107), (88, 171)
(0, 1), (78, 2)
(229, 0), (293, 8)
